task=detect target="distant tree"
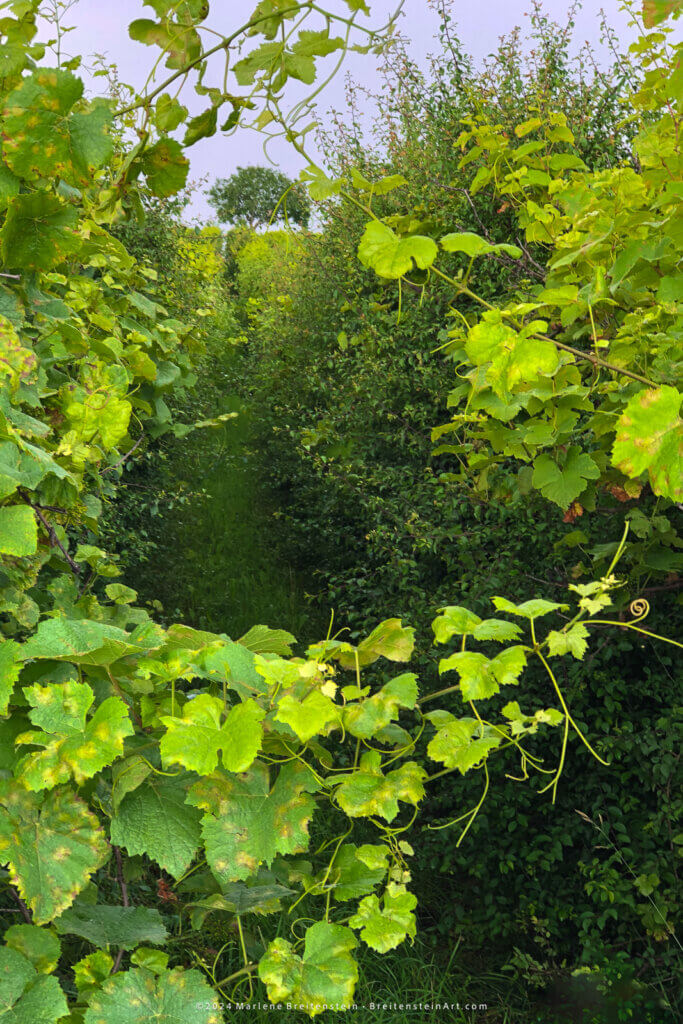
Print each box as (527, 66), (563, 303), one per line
(207, 166), (311, 229)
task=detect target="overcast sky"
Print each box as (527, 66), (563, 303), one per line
(40, 1), (638, 220)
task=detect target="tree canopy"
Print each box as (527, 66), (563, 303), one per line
(208, 165), (311, 229)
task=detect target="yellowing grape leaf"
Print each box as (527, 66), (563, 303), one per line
(0, 781), (109, 924)
(334, 751), (426, 822)
(612, 386), (682, 500)
(160, 694), (265, 774)
(348, 882), (417, 952)
(258, 921), (358, 1018)
(3, 70), (113, 185)
(0, 504), (37, 556)
(82, 966), (221, 1024)
(426, 714), (502, 772)
(188, 760), (320, 885)
(15, 681), (133, 790)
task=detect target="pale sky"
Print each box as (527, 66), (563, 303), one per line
(39, 1), (638, 219)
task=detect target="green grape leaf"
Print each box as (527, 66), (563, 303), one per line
(440, 231), (522, 258)
(258, 921), (358, 1018)
(110, 773), (202, 880)
(329, 843), (386, 901)
(465, 317), (559, 396)
(472, 619), (523, 642)
(348, 882), (417, 952)
(154, 93), (188, 132)
(55, 903), (168, 950)
(4, 924), (61, 973)
(188, 760), (320, 885)
(83, 967), (221, 1024)
(0, 193), (80, 270)
(3, 70), (113, 184)
(438, 647), (527, 699)
(432, 605), (481, 642)
(0, 782), (109, 924)
(16, 682), (133, 790)
(532, 446), (601, 508)
(140, 138), (190, 197)
(300, 165), (344, 200)
(358, 221), (437, 279)
(334, 751), (426, 822)
(188, 883), (294, 926)
(546, 623), (589, 659)
(183, 105), (217, 146)
(0, 160), (20, 211)
(0, 504), (37, 556)
(275, 689), (340, 742)
(20, 617), (163, 666)
(356, 844), (390, 871)
(0, 638), (20, 714)
(160, 694), (265, 774)
(111, 754), (153, 812)
(342, 672), (418, 739)
(0, 946), (68, 1024)
(491, 596), (568, 619)
(238, 624), (296, 656)
(612, 386), (682, 500)
(427, 715), (502, 772)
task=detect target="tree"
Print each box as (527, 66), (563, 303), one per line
(208, 165), (311, 229)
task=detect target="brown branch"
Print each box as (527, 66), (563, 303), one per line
(113, 846), (130, 907)
(101, 434), (145, 475)
(29, 502), (80, 576)
(10, 887), (32, 923)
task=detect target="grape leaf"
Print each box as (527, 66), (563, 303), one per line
(82, 966), (221, 1024)
(438, 646), (527, 699)
(188, 760), (320, 885)
(440, 231), (522, 258)
(0, 638), (20, 714)
(334, 751), (426, 822)
(612, 386), (682, 500)
(532, 446), (601, 508)
(546, 623), (589, 659)
(110, 773), (202, 880)
(465, 316), (559, 396)
(0, 781), (109, 924)
(55, 904), (168, 950)
(160, 694), (265, 774)
(0, 504), (37, 556)
(20, 617), (162, 666)
(358, 222), (437, 279)
(0, 193), (80, 270)
(336, 618), (415, 669)
(427, 714), (502, 772)
(328, 843), (386, 901)
(348, 882), (417, 952)
(432, 605), (481, 641)
(275, 689), (340, 742)
(238, 624), (296, 656)
(258, 921), (358, 1018)
(3, 70), (113, 185)
(16, 682), (133, 790)
(342, 672), (418, 739)
(491, 596), (568, 619)
(4, 924), (61, 973)
(140, 138), (189, 197)
(0, 946), (68, 1024)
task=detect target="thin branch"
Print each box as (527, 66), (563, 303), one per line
(102, 434), (145, 475)
(29, 502), (80, 575)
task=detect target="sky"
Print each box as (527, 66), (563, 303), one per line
(38, 1), (639, 220)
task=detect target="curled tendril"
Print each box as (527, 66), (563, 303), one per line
(628, 597), (650, 623)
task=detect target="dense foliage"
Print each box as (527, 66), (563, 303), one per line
(0, 1), (680, 1023)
